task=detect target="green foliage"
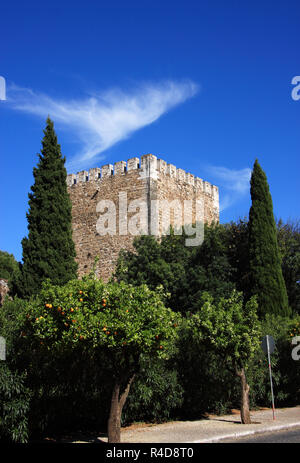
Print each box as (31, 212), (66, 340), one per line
(277, 220), (300, 314)
(123, 357), (184, 424)
(11, 118), (77, 298)
(177, 321), (239, 418)
(248, 160), (290, 317)
(115, 217), (298, 319)
(0, 297), (31, 402)
(270, 315), (300, 405)
(114, 233), (191, 313)
(247, 314), (300, 408)
(0, 363), (31, 443)
(2, 160), (299, 437)
(0, 251), (18, 281)
(177, 306), (300, 418)
(178, 292), (262, 419)
(0, 298), (25, 352)
(17, 277), (181, 436)
(26, 347), (112, 437)
(186, 223), (236, 310)
(115, 225), (237, 314)
(188, 291), (261, 372)
(0, 298), (32, 442)
(23, 278), (181, 363)
(225, 218), (251, 296)
(1, 279), (182, 438)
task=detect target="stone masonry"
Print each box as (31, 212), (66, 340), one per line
(67, 154), (219, 281)
(0, 279), (9, 306)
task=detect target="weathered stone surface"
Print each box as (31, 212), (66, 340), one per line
(0, 279), (9, 306)
(67, 154), (219, 281)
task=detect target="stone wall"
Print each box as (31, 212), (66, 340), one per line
(67, 154), (219, 281)
(0, 279), (9, 306)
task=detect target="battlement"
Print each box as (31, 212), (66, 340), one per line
(67, 153), (219, 199)
(67, 152), (219, 281)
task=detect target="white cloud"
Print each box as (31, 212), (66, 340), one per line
(7, 80), (198, 172)
(205, 165), (251, 211)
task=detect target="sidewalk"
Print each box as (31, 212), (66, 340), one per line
(118, 406), (300, 443)
(61, 406), (300, 443)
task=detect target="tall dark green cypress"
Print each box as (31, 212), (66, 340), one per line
(14, 117), (77, 298)
(248, 160), (290, 317)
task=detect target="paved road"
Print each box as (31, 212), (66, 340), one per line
(219, 426), (300, 443)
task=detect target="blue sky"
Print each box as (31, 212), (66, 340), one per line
(1, 0), (299, 262)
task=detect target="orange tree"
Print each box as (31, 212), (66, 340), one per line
(187, 290), (261, 424)
(21, 278), (181, 443)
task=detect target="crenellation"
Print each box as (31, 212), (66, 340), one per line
(67, 156), (218, 190)
(114, 161), (127, 175)
(77, 170), (89, 183)
(212, 185), (219, 209)
(141, 153), (157, 169)
(204, 181), (213, 195)
(185, 172), (194, 185)
(101, 164), (114, 177)
(195, 177), (204, 191)
(67, 153), (219, 281)
(89, 167), (101, 181)
(127, 157), (139, 171)
(157, 158), (167, 173)
(177, 168), (186, 182)
(67, 173), (77, 187)
(167, 163), (177, 178)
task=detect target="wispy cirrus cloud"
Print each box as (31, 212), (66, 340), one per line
(205, 165), (251, 211)
(6, 80), (198, 171)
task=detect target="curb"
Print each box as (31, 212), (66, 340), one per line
(191, 421), (300, 443)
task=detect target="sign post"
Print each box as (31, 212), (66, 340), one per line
(261, 335), (276, 420)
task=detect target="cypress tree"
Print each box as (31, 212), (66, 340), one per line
(13, 117), (77, 298)
(248, 159), (290, 317)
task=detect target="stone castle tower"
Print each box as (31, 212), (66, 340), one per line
(67, 153), (219, 281)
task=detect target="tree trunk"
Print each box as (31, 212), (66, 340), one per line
(236, 367), (251, 424)
(108, 382), (121, 443)
(107, 374), (135, 443)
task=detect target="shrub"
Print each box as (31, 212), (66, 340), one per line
(0, 363), (31, 442)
